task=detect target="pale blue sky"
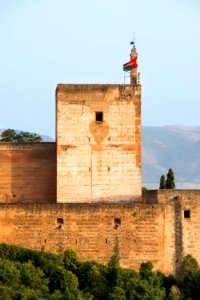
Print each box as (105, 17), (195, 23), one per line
(0, 0), (200, 138)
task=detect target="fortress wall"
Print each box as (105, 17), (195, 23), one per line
(0, 202), (164, 271)
(154, 190), (200, 274)
(1, 190), (200, 274)
(0, 143), (56, 203)
(56, 84), (142, 203)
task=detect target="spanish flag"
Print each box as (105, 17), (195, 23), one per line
(123, 57), (138, 72)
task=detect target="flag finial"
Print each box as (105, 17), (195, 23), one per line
(130, 33), (135, 49)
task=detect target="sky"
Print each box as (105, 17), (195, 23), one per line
(0, 0), (200, 138)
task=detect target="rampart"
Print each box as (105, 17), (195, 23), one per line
(0, 201), (164, 272)
(0, 143), (56, 203)
(147, 189), (200, 274)
(0, 190), (199, 274)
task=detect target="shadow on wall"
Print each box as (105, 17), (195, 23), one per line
(0, 143), (56, 203)
(174, 196), (183, 275)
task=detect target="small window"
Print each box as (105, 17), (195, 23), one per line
(57, 218), (64, 225)
(114, 218), (121, 229)
(184, 210), (190, 219)
(96, 112), (103, 122)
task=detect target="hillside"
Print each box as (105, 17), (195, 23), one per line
(142, 126), (200, 189)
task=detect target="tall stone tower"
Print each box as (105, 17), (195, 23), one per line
(56, 47), (141, 203)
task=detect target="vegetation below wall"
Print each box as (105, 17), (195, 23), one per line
(0, 244), (199, 299)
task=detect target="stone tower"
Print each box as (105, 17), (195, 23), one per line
(56, 47), (142, 203)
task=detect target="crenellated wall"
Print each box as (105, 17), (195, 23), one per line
(0, 143), (56, 203)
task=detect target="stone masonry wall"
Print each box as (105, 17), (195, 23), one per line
(56, 84), (142, 203)
(0, 143), (56, 203)
(0, 202), (164, 271)
(147, 190), (200, 274)
(0, 190), (200, 274)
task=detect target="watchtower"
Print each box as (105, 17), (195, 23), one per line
(56, 47), (141, 203)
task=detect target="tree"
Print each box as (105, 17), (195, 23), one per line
(0, 129), (16, 142)
(0, 129), (42, 142)
(178, 256), (200, 300)
(180, 255), (199, 277)
(159, 175), (166, 189)
(166, 168), (175, 189)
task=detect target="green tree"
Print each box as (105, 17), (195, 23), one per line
(77, 262), (108, 300)
(0, 258), (49, 299)
(180, 254), (199, 277)
(166, 168), (175, 189)
(108, 286), (126, 300)
(0, 129), (42, 142)
(0, 129), (16, 142)
(159, 175), (166, 189)
(178, 270), (200, 300)
(63, 249), (80, 274)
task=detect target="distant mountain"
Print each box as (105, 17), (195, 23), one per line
(40, 135), (54, 142)
(142, 126), (200, 189)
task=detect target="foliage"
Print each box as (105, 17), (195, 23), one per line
(159, 169), (175, 189)
(166, 168), (175, 189)
(0, 129), (42, 142)
(159, 175), (166, 189)
(180, 254), (199, 276)
(176, 256), (200, 300)
(142, 187), (148, 195)
(0, 243), (199, 299)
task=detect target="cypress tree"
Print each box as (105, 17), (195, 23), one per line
(166, 168), (175, 189)
(159, 175), (166, 189)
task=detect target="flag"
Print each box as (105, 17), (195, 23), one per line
(123, 57), (138, 72)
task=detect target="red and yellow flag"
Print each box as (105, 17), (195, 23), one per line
(123, 57), (138, 72)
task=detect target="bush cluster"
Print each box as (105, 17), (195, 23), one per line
(0, 243), (198, 299)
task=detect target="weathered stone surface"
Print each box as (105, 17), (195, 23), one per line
(56, 84), (142, 203)
(0, 202), (164, 271)
(1, 190), (200, 273)
(143, 190), (200, 273)
(0, 143), (56, 203)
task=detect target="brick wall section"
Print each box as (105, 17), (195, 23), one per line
(0, 143), (56, 203)
(1, 190), (200, 273)
(0, 202), (164, 271)
(146, 190), (200, 274)
(56, 84), (142, 203)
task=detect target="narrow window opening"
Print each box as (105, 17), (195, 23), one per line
(96, 112), (103, 122)
(184, 210), (190, 219)
(114, 218), (121, 229)
(57, 218), (64, 225)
